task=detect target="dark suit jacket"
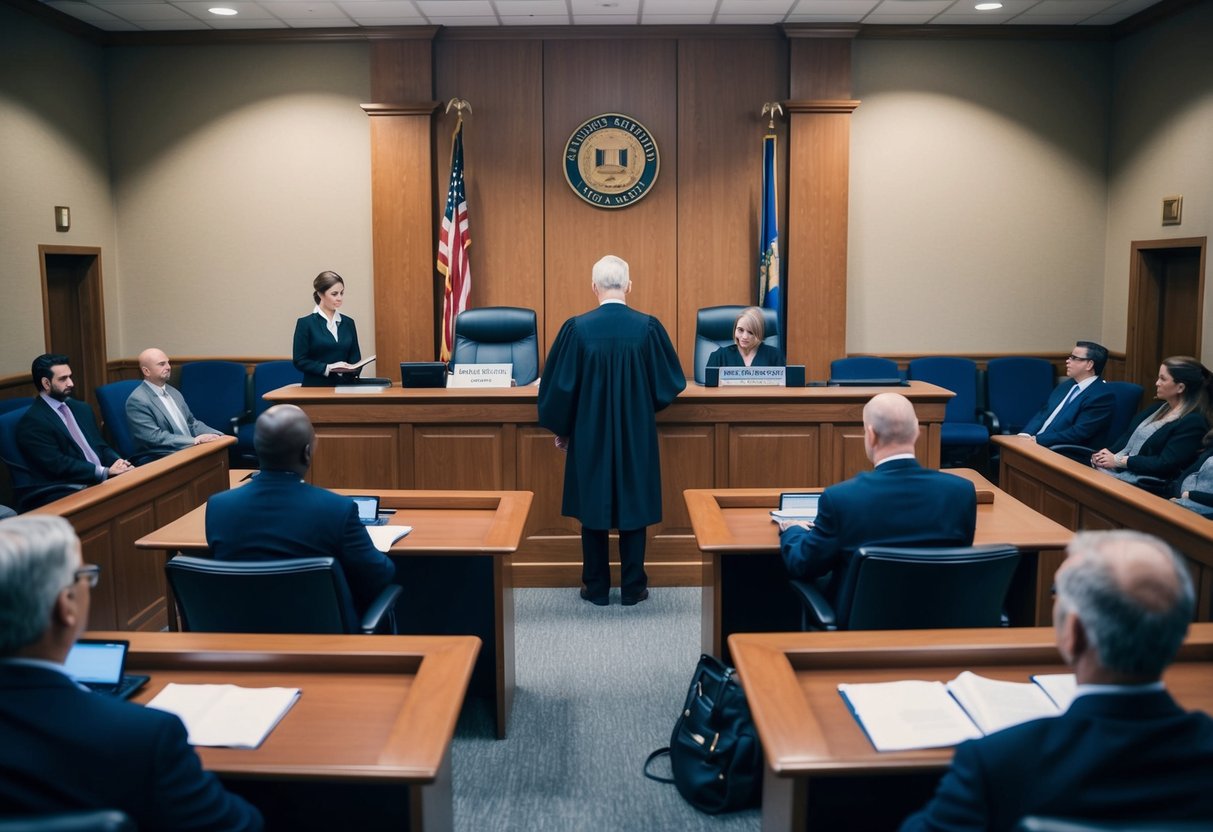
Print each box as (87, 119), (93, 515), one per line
(292, 312), (361, 386)
(205, 470), (395, 613)
(1108, 403), (1208, 480)
(537, 303), (686, 530)
(780, 458), (977, 599)
(1021, 378), (1115, 448)
(705, 342), (781, 369)
(0, 662), (262, 831)
(17, 395), (120, 486)
(899, 690), (1213, 832)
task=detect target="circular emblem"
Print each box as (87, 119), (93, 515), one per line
(563, 113), (660, 209)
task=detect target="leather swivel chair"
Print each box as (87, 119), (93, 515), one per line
(165, 555), (402, 635)
(0, 408), (86, 512)
(693, 305), (779, 385)
(790, 543), (1020, 631)
(451, 307), (540, 386)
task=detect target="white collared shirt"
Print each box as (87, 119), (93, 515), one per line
(314, 305), (342, 341)
(874, 453), (916, 467)
(143, 380), (190, 436)
(599, 298), (626, 306)
(1037, 375), (1098, 434)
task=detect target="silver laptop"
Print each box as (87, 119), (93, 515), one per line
(770, 492), (821, 523)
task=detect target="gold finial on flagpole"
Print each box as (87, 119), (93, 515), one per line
(445, 98), (473, 124)
(760, 102), (784, 130)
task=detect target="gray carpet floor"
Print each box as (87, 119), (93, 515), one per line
(451, 587), (761, 831)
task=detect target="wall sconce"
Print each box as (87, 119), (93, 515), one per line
(54, 206), (70, 232)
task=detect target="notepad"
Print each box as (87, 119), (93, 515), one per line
(147, 683), (300, 748)
(366, 524), (412, 552)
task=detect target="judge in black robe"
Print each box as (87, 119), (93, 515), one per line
(537, 255), (686, 606)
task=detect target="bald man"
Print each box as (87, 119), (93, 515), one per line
(901, 530), (1213, 831)
(204, 405), (395, 615)
(126, 347), (222, 459)
(778, 392), (977, 601)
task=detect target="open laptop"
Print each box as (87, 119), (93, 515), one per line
(64, 639), (149, 700)
(351, 494), (391, 526)
(769, 492), (821, 524)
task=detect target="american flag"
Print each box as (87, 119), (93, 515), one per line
(438, 120), (472, 362)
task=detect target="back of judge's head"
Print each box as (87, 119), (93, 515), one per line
(0, 516), (81, 656)
(254, 404), (314, 473)
(591, 255), (630, 292)
(1055, 530), (1194, 679)
(862, 392), (920, 448)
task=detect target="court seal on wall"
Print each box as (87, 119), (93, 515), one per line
(563, 113), (660, 209)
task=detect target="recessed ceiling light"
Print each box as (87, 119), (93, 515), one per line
(209, 7), (238, 15)
(974, 2), (1003, 9)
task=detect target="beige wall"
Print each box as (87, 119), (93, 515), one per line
(1103, 0), (1213, 364)
(0, 5), (116, 379)
(848, 37), (1111, 355)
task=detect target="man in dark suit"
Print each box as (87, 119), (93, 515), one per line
(18, 354), (133, 491)
(0, 514), (262, 830)
(205, 404), (395, 615)
(537, 255), (686, 606)
(778, 392), (977, 600)
(1019, 340), (1115, 448)
(900, 530), (1213, 831)
(126, 347), (223, 458)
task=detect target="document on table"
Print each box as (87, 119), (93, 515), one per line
(147, 683), (300, 748)
(839, 671), (1074, 752)
(366, 524), (412, 552)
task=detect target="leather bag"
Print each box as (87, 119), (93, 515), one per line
(643, 653), (762, 813)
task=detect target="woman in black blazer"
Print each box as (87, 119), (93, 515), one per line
(1091, 356), (1213, 484)
(292, 271), (363, 386)
(706, 306), (781, 370)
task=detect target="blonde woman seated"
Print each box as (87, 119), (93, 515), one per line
(1091, 356), (1213, 485)
(706, 307), (781, 370)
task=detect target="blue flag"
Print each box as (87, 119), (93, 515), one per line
(758, 133), (780, 314)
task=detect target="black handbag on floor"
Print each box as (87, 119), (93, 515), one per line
(643, 653), (762, 813)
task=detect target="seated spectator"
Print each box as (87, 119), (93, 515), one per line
(1091, 356), (1212, 485)
(1171, 432), (1213, 518)
(126, 347), (223, 459)
(0, 515), (262, 830)
(205, 404), (395, 615)
(1019, 341), (1114, 448)
(900, 530), (1213, 831)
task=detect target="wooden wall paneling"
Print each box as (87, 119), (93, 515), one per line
(434, 41), (545, 330)
(78, 525), (116, 631)
(413, 425), (505, 490)
(675, 37), (788, 379)
(656, 425), (716, 535)
(785, 33), (856, 382)
(1040, 488), (1079, 529)
(311, 426), (401, 488)
(831, 424), (870, 487)
(542, 39), (679, 356)
(515, 426), (574, 535)
(728, 425), (820, 488)
(112, 504), (163, 631)
(1078, 506), (1119, 531)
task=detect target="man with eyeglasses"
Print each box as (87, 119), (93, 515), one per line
(1019, 341), (1115, 448)
(0, 515), (262, 830)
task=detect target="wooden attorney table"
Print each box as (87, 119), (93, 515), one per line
(91, 630), (478, 832)
(686, 469), (1073, 661)
(29, 437), (233, 632)
(264, 382), (952, 588)
(135, 488), (531, 739)
(994, 435), (1213, 620)
(729, 624), (1213, 832)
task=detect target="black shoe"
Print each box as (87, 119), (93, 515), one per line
(580, 585), (608, 606)
(621, 588), (649, 606)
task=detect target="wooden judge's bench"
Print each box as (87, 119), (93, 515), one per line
(265, 382), (953, 587)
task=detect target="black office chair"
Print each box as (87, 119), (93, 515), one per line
(0, 408), (86, 512)
(790, 544), (1020, 631)
(165, 555), (402, 635)
(450, 307), (540, 386)
(1016, 817), (1213, 832)
(693, 305), (779, 385)
(0, 811), (134, 832)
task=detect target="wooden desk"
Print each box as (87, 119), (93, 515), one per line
(994, 435), (1213, 620)
(135, 489), (532, 739)
(265, 382), (953, 587)
(729, 624), (1213, 832)
(28, 437), (233, 632)
(686, 470), (1073, 660)
(91, 630), (478, 832)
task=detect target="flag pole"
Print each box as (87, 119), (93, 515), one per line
(438, 98), (473, 363)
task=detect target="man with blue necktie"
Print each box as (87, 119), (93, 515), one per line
(1019, 341), (1115, 448)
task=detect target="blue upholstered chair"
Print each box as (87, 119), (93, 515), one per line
(94, 380), (143, 461)
(0, 407), (85, 512)
(234, 360), (303, 464)
(178, 361), (249, 436)
(451, 307), (540, 386)
(1101, 381), (1145, 447)
(829, 356), (902, 382)
(986, 357), (1055, 435)
(693, 305), (779, 385)
(0, 397), (33, 416)
(908, 357), (992, 466)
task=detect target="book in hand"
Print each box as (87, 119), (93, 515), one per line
(366, 524), (412, 553)
(146, 683), (300, 748)
(838, 671), (1076, 752)
(331, 354), (377, 373)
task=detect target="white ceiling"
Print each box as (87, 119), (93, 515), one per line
(38, 0), (1169, 31)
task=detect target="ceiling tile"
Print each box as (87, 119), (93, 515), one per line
(416, 0), (496, 15)
(426, 12), (502, 20)
(642, 0), (715, 10)
(500, 12), (572, 21)
(793, 0), (878, 12)
(93, 2), (197, 19)
(494, 0), (568, 13)
(786, 10), (867, 19)
(717, 0), (794, 13)
(572, 11), (642, 20)
(640, 12), (714, 20)
(337, 1), (425, 19)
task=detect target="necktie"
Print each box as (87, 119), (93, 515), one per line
(158, 389), (190, 436)
(1038, 385), (1079, 434)
(58, 402), (101, 467)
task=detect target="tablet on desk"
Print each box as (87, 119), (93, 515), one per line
(770, 492), (821, 524)
(64, 639), (149, 700)
(400, 362), (448, 388)
(351, 495), (389, 526)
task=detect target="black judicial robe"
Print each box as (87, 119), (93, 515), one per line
(706, 342), (782, 369)
(538, 303), (686, 530)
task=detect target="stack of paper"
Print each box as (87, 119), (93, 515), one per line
(147, 683), (300, 748)
(366, 525), (411, 553)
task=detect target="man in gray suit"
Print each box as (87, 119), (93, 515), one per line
(125, 347), (222, 459)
